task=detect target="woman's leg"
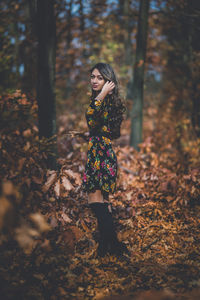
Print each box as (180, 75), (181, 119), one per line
(88, 190), (104, 204)
(88, 190), (112, 211)
(88, 190), (109, 256)
(88, 191), (129, 257)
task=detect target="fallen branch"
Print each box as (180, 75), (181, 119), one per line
(61, 131), (90, 142)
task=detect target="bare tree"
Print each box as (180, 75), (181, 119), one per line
(36, 0), (57, 169)
(129, 0), (150, 150)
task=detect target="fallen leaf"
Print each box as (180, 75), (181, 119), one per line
(29, 213), (51, 232)
(61, 176), (74, 191)
(54, 179), (61, 197)
(42, 171), (57, 192)
(61, 212), (72, 223)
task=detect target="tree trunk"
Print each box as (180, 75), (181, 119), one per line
(21, 1), (36, 96)
(129, 0), (150, 150)
(189, 0), (200, 137)
(123, 0), (132, 66)
(64, 0), (73, 99)
(36, 0), (57, 170)
(79, 0), (87, 63)
(79, 0), (85, 33)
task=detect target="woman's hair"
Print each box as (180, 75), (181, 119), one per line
(90, 62), (126, 139)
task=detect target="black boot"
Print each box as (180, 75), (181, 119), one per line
(90, 202), (110, 257)
(90, 202), (129, 257)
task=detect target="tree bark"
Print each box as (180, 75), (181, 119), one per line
(21, 1), (36, 96)
(129, 0), (150, 150)
(65, 0), (73, 99)
(123, 0), (133, 66)
(36, 0), (57, 170)
(189, 0), (200, 137)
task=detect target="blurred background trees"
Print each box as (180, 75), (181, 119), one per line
(0, 0), (199, 148)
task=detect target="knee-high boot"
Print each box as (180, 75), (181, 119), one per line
(90, 202), (129, 257)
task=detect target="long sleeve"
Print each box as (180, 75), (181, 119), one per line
(85, 97), (107, 132)
(90, 97), (107, 117)
(85, 96), (113, 138)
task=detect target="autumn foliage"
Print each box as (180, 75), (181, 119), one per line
(0, 90), (200, 299)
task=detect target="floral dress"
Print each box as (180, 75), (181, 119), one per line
(81, 96), (118, 200)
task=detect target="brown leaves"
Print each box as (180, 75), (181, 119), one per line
(42, 167), (81, 198)
(15, 213), (51, 254)
(54, 179), (61, 198)
(0, 180), (21, 233)
(60, 212), (72, 224)
(42, 171), (57, 193)
(29, 213), (51, 233)
(56, 226), (84, 255)
(15, 225), (39, 255)
(0, 195), (13, 232)
(61, 176), (74, 192)
(63, 168), (82, 185)
(115, 141), (200, 209)
(1, 90), (200, 299)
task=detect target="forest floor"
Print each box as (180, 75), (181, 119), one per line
(1, 172), (200, 300)
(1, 92), (200, 299)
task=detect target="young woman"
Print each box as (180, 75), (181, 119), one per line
(81, 63), (129, 257)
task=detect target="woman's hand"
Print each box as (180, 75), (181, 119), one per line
(101, 81), (115, 95)
(95, 81), (115, 101)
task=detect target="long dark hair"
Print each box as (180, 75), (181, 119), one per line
(90, 63), (126, 139)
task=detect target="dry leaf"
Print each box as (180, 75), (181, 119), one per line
(54, 179), (61, 197)
(126, 191), (133, 201)
(49, 216), (58, 228)
(18, 157), (26, 171)
(42, 171), (57, 192)
(61, 212), (72, 223)
(0, 196), (13, 231)
(2, 181), (14, 196)
(22, 129), (32, 137)
(29, 213), (51, 232)
(32, 175), (43, 185)
(74, 173), (82, 185)
(15, 225), (39, 254)
(62, 169), (82, 185)
(61, 176), (74, 191)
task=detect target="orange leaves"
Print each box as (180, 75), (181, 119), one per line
(1, 89), (200, 299)
(115, 132), (200, 209)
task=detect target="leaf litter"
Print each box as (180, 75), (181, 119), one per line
(0, 91), (200, 299)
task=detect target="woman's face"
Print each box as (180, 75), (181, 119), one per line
(90, 68), (105, 91)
